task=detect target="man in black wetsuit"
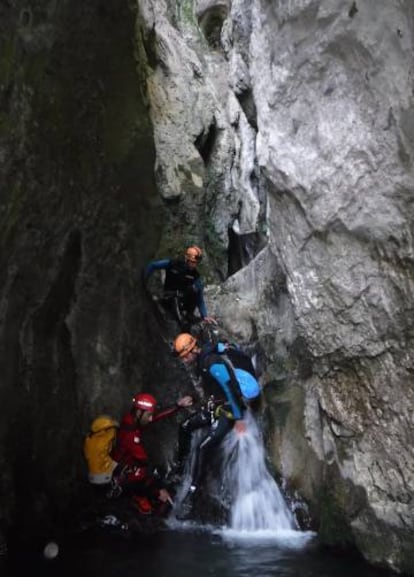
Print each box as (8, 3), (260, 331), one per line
(144, 246), (214, 325)
(172, 332), (261, 515)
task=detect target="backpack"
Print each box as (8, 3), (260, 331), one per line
(83, 415), (119, 484)
(209, 342), (261, 400)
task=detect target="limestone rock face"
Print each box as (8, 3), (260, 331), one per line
(213, 0), (414, 572)
(0, 0), (174, 535)
(249, 2), (414, 572)
(1, 0), (414, 573)
(137, 0), (264, 279)
(138, 0), (414, 572)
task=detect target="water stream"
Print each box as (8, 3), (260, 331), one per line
(4, 411), (394, 577)
(222, 409), (295, 532)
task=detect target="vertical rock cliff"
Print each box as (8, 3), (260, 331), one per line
(0, 0), (168, 534)
(136, 0), (414, 572)
(1, 0), (413, 573)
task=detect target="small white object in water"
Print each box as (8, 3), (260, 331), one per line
(43, 541), (59, 560)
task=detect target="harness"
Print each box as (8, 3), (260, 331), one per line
(214, 404), (235, 420)
(205, 395), (235, 422)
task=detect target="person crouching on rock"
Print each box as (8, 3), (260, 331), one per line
(111, 392), (193, 515)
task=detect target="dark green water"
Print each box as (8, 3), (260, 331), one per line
(5, 527), (394, 577)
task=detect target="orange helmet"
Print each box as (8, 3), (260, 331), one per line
(185, 246), (202, 264)
(173, 333), (197, 358)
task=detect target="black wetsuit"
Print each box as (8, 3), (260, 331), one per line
(144, 258), (207, 318)
(177, 343), (258, 487)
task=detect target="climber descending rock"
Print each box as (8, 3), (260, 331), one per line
(143, 245), (215, 330)
(171, 332), (261, 519)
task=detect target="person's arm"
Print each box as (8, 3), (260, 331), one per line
(152, 406), (179, 423)
(194, 278), (208, 318)
(152, 395), (193, 423)
(142, 477), (172, 503)
(143, 259), (171, 281)
(194, 279), (217, 323)
(233, 420), (247, 434)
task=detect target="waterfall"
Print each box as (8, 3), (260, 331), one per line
(170, 410), (308, 541)
(220, 410), (296, 532)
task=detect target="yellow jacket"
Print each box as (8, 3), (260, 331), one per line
(83, 415), (119, 484)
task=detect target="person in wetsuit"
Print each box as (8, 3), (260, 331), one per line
(172, 333), (261, 513)
(143, 246), (214, 325)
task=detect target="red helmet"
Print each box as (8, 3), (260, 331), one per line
(132, 393), (157, 412)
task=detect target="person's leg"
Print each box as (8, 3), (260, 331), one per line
(190, 415), (234, 489)
(160, 294), (176, 317)
(181, 289), (198, 319)
(175, 408), (210, 472)
(126, 473), (168, 515)
(177, 415), (234, 519)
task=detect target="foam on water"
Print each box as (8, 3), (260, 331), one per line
(219, 527), (316, 548)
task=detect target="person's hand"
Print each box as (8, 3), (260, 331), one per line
(202, 316), (217, 325)
(177, 395), (193, 408)
(158, 488), (172, 503)
(234, 420), (247, 435)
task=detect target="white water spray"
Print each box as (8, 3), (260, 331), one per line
(221, 410), (296, 532)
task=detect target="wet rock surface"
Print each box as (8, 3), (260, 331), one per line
(1, 1), (414, 574)
(243, 2), (414, 572)
(0, 0), (172, 538)
(138, 0), (414, 571)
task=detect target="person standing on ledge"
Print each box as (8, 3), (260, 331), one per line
(143, 245), (215, 326)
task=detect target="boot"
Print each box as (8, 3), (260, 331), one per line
(132, 495), (153, 515)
